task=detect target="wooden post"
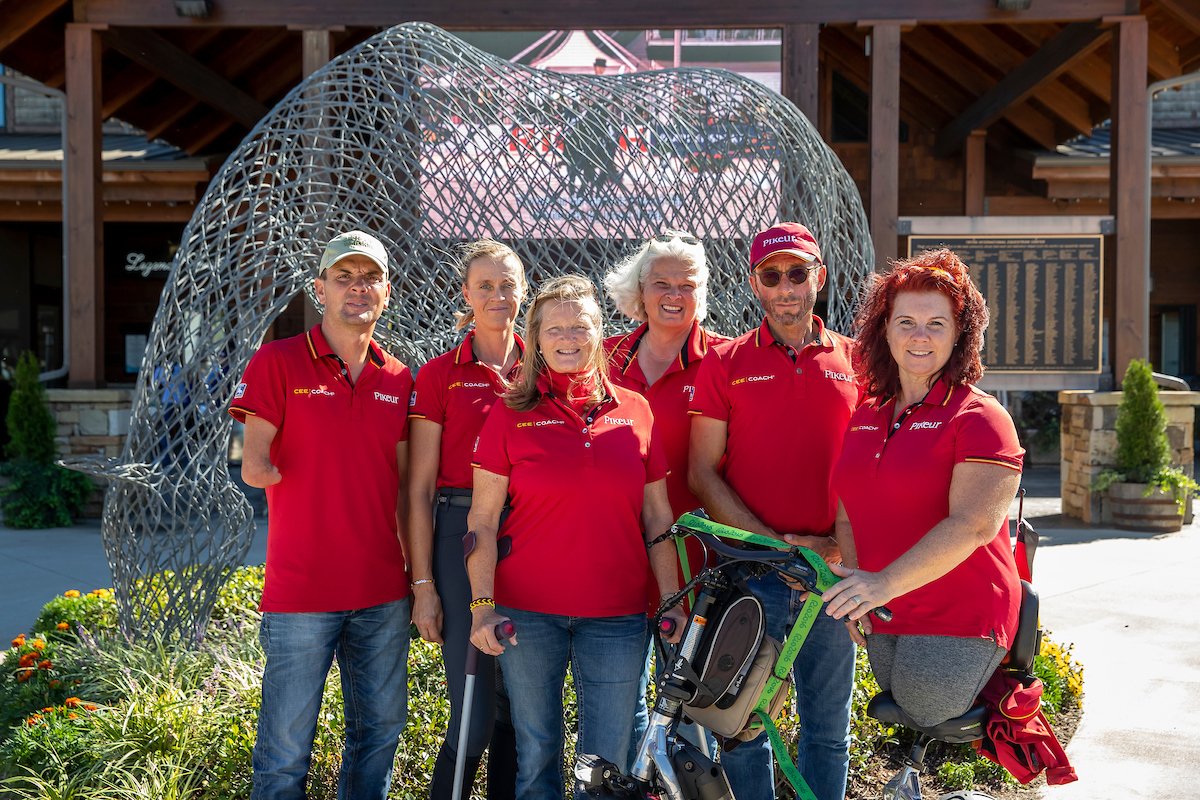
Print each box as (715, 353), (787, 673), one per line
(782, 23), (820, 126)
(1108, 15), (1149, 384)
(867, 22), (901, 270)
(65, 24), (104, 388)
(302, 28), (334, 332)
(964, 129), (987, 216)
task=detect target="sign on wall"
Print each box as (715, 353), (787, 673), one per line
(908, 235), (1103, 373)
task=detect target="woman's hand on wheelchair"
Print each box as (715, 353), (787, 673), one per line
(822, 563), (896, 644)
(470, 607), (516, 655)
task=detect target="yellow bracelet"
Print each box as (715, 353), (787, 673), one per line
(470, 598), (495, 611)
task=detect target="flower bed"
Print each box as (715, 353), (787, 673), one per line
(0, 568), (1084, 799)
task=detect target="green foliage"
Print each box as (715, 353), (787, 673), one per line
(1, 569), (1089, 800)
(1114, 358), (1170, 480)
(32, 590), (117, 642)
(0, 461), (95, 529)
(4, 352), (56, 464)
(1015, 391), (1061, 455)
(0, 350), (95, 528)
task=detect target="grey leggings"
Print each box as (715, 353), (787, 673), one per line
(866, 633), (1007, 728)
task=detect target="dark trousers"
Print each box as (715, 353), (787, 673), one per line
(429, 491), (517, 800)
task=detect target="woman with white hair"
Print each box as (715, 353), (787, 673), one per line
(603, 231), (729, 758)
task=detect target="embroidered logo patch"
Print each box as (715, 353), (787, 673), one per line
(910, 421), (943, 431)
(234, 383), (247, 399)
(374, 391), (399, 404)
(409, 391), (418, 407)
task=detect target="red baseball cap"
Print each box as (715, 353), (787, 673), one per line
(750, 223), (822, 270)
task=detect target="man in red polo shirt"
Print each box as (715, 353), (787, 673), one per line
(688, 223), (860, 800)
(230, 230), (413, 800)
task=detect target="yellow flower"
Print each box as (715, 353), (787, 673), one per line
(64, 590), (81, 598)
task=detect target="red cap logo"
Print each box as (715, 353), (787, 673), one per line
(750, 223), (822, 270)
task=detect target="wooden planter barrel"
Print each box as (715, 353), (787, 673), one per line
(1108, 482), (1184, 533)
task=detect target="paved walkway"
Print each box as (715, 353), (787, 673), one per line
(0, 468), (1197, 798)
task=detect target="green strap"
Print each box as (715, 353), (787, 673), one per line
(675, 535), (696, 609)
(671, 513), (834, 800)
(755, 710), (819, 800)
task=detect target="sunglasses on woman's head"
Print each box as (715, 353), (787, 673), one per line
(653, 233), (701, 246)
(754, 266), (815, 288)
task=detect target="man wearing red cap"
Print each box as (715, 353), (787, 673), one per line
(231, 230), (414, 800)
(688, 222), (861, 800)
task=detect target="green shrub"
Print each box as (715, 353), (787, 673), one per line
(1115, 359), (1171, 481)
(0, 350), (95, 529)
(32, 590), (118, 642)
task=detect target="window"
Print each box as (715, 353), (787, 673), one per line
(831, 71), (908, 144)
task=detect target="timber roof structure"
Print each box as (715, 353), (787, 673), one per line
(1, 1), (1198, 159)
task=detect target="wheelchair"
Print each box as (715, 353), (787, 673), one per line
(866, 494), (1042, 800)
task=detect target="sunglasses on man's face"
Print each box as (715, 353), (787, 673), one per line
(653, 233), (701, 246)
(754, 265), (816, 288)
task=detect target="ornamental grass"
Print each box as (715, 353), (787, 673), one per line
(0, 571), (1085, 799)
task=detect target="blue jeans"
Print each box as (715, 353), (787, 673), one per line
(720, 576), (855, 800)
(251, 597), (410, 800)
(497, 607), (648, 800)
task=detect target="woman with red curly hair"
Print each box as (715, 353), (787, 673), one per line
(796, 248), (1025, 727)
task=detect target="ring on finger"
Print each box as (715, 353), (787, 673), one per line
(852, 595), (863, 605)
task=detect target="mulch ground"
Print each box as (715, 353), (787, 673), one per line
(845, 696), (1083, 799)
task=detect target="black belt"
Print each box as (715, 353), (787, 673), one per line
(436, 487), (473, 508)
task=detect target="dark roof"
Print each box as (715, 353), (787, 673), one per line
(1055, 123), (1200, 159)
(0, 133), (209, 169)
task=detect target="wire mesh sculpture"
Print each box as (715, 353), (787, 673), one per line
(61, 22), (874, 642)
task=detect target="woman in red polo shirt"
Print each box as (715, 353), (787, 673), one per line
(813, 248), (1024, 728)
(466, 275), (685, 800)
(602, 231), (728, 758)
(408, 239), (525, 800)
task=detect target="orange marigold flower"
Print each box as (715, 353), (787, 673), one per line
(82, 703), (98, 711)
(64, 590), (81, 598)
(49, 680), (61, 688)
(30, 639), (45, 650)
(68, 712), (79, 719)
(42, 707), (54, 712)
(38, 660), (52, 670)
(73, 680), (81, 685)
(18, 653), (37, 668)
(64, 697), (81, 707)
(25, 714), (42, 725)
(16, 671), (32, 683)
(56, 622), (69, 631)
(11, 637), (25, 648)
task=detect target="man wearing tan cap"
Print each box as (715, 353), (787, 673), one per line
(231, 230), (414, 799)
(688, 222), (862, 800)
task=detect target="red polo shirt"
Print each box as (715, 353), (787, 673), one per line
(229, 325), (413, 613)
(409, 331), (523, 489)
(607, 321), (729, 609)
(688, 317), (861, 535)
(471, 374), (668, 617)
(832, 379), (1024, 647)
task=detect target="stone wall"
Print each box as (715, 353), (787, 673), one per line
(1060, 390), (1200, 524)
(46, 389), (132, 518)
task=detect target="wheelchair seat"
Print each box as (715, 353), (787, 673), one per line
(866, 580), (1041, 743)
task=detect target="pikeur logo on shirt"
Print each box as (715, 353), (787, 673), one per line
(294, 386), (336, 396)
(604, 416), (635, 426)
(517, 419), (566, 429)
(731, 374), (775, 386)
(683, 384), (696, 401)
(374, 391), (400, 405)
(824, 369), (853, 382)
(234, 382), (247, 399)
(910, 421), (943, 431)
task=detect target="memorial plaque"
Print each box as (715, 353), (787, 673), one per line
(907, 235), (1102, 372)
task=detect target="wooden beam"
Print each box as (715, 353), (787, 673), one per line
(102, 27), (269, 128)
(935, 21), (1107, 156)
(782, 23), (820, 126)
(301, 27), (334, 331)
(903, 26), (1061, 150)
(1157, 0), (1200, 34)
(1109, 15), (1149, 384)
(868, 22), (901, 270)
(0, 0), (68, 55)
(74, 0), (1132, 28)
(1006, 22), (1112, 102)
(964, 129), (986, 216)
(65, 24), (105, 389)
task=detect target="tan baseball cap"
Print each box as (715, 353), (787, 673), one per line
(318, 231), (389, 275)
